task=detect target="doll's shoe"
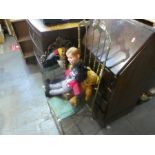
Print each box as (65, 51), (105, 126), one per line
(42, 84), (50, 91)
(45, 90), (53, 98)
(45, 83), (51, 91)
(45, 79), (51, 85)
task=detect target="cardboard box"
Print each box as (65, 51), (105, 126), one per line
(0, 24), (4, 44)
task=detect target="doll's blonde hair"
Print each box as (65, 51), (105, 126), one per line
(66, 47), (80, 57)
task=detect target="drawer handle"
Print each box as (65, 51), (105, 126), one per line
(107, 87), (112, 93)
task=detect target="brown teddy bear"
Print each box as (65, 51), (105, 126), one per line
(68, 67), (99, 106)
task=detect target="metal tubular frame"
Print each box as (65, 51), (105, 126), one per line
(78, 19), (111, 113)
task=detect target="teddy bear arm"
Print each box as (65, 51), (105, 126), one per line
(85, 86), (93, 101)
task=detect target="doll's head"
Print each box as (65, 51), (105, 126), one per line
(66, 47), (80, 66)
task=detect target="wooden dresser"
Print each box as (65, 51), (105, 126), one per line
(93, 19), (155, 126)
(26, 19), (81, 69)
(27, 19), (155, 126)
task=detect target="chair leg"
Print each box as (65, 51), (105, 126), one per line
(47, 100), (64, 135)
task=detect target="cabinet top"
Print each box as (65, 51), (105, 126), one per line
(10, 19), (25, 23)
(27, 19), (80, 32)
(106, 19), (155, 75)
(84, 19), (155, 75)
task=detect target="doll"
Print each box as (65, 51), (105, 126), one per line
(42, 47), (67, 68)
(41, 36), (72, 68)
(45, 47), (87, 98)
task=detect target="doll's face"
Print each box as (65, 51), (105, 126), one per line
(67, 53), (80, 65)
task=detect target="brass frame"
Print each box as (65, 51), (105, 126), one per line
(78, 19), (111, 113)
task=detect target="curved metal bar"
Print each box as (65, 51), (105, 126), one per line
(91, 22), (112, 113)
(93, 31), (102, 71)
(79, 20), (91, 63)
(77, 19), (112, 122)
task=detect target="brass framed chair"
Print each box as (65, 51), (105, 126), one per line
(78, 19), (111, 114)
(47, 19), (111, 134)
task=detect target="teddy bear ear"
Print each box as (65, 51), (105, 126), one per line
(86, 66), (91, 70)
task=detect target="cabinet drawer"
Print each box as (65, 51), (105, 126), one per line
(33, 45), (44, 68)
(29, 26), (43, 51)
(99, 84), (113, 101)
(102, 67), (117, 88)
(96, 92), (108, 112)
(33, 43), (44, 56)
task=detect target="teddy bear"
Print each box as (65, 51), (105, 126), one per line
(68, 67), (99, 106)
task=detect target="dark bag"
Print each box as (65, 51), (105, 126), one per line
(42, 19), (69, 25)
(42, 19), (82, 26)
(41, 37), (73, 68)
